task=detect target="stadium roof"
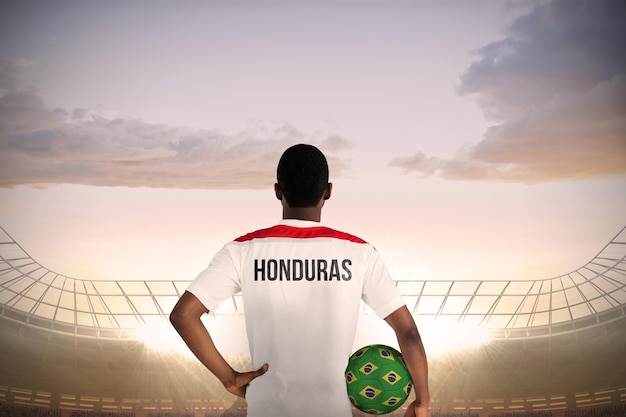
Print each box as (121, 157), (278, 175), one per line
(1, 225), (625, 340)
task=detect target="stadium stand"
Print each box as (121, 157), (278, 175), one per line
(432, 413), (480, 417)
(1, 402), (625, 416)
(563, 404), (626, 417)
(0, 403), (62, 417)
(488, 412), (554, 417)
(1, 225), (625, 417)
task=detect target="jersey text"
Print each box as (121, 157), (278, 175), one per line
(254, 259), (352, 281)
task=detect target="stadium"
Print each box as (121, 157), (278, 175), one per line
(0, 225), (624, 417)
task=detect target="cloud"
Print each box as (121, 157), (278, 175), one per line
(0, 58), (38, 96)
(0, 92), (352, 189)
(391, 0), (626, 183)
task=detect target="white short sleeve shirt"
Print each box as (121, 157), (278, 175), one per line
(187, 219), (405, 417)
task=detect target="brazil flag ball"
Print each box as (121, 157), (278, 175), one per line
(345, 344), (412, 415)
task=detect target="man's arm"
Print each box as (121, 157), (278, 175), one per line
(385, 306), (430, 417)
(170, 291), (268, 398)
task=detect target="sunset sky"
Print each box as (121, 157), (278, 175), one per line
(1, 0), (625, 286)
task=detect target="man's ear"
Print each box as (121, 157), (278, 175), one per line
(323, 183), (333, 200)
(274, 183), (283, 200)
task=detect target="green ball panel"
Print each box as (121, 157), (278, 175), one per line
(345, 344), (413, 414)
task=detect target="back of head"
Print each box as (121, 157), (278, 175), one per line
(277, 144), (329, 208)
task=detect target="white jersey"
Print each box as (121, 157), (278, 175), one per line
(187, 219), (405, 417)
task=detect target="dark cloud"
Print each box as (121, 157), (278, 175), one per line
(392, 0), (626, 183)
(0, 92), (352, 189)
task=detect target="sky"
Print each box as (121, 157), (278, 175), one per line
(0, 0), (625, 286)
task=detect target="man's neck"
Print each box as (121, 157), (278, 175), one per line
(282, 207), (322, 222)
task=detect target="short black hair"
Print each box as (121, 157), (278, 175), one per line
(277, 144), (329, 208)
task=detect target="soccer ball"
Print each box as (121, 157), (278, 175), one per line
(345, 344), (412, 415)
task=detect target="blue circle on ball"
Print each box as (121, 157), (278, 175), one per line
(347, 374), (353, 382)
(388, 373), (396, 382)
(364, 364), (372, 373)
(382, 350), (391, 357)
(389, 398), (397, 405)
(365, 388), (375, 398)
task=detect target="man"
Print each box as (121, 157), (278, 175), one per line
(170, 144), (429, 417)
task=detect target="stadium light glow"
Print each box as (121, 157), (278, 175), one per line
(418, 318), (492, 357)
(133, 320), (191, 354)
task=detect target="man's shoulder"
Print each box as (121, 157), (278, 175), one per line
(233, 224), (369, 244)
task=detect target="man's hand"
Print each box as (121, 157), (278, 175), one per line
(385, 307), (430, 417)
(171, 292), (269, 398)
(404, 401), (429, 417)
(225, 363), (269, 398)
